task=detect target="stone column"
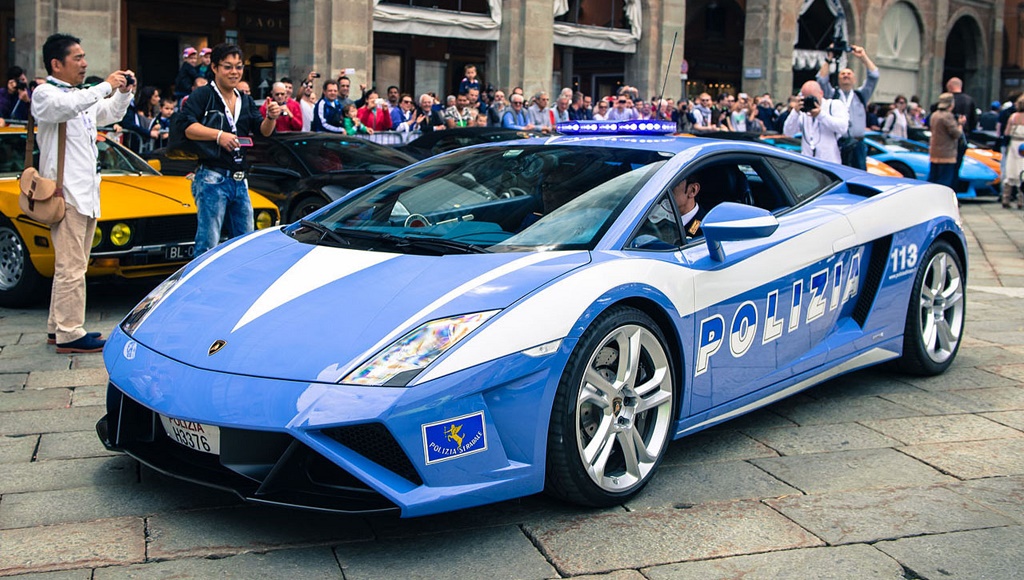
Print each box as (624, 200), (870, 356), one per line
(746, 0), (800, 100)
(17, 0), (121, 78)
(629, 0), (685, 100)
(498, 0), (553, 95)
(291, 0), (373, 89)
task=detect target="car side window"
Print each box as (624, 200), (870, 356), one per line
(628, 193), (682, 250)
(0, 135), (26, 175)
(765, 157), (840, 203)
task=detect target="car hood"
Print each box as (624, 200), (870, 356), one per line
(126, 228), (591, 382)
(100, 176), (277, 218)
(98, 176), (198, 219)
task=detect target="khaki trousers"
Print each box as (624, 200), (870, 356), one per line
(47, 205), (96, 344)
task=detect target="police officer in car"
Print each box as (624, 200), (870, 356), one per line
(672, 174), (704, 239)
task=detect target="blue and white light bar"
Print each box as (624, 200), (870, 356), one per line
(556, 120), (677, 136)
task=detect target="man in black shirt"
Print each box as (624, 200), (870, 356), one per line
(182, 43), (280, 255)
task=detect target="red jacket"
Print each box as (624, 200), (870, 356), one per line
(260, 98), (303, 132)
(357, 105), (392, 131)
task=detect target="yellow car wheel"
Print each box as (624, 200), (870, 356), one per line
(0, 217), (44, 307)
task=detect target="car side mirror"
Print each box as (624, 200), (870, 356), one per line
(702, 202), (779, 262)
(146, 159), (161, 172)
(249, 164), (301, 179)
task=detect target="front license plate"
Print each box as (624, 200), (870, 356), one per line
(159, 415), (220, 455)
(165, 244), (195, 261)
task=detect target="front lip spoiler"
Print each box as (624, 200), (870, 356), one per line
(96, 413), (401, 516)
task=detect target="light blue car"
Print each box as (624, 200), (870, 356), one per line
(864, 132), (999, 199)
(97, 121), (968, 517)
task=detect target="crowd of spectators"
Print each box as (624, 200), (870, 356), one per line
(2, 45), (1018, 168)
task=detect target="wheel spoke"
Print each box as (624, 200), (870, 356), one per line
(617, 328), (643, 389)
(634, 366), (668, 397)
(921, 317), (937, 350)
(928, 254), (947, 294)
(585, 420), (617, 480)
(635, 389), (672, 414)
(584, 366), (618, 399)
(617, 430), (641, 478)
(935, 318), (956, 352)
(579, 383), (609, 409)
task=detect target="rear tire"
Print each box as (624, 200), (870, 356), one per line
(0, 216), (44, 307)
(545, 306), (675, 507)
(886, 161), (916, 179)
(896, 239), (965, 375)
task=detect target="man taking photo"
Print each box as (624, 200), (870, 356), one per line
(181, 43), (280, 256)
(33, 33), (135, 353)
(816, 44), (879, 170)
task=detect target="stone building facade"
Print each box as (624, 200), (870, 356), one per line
(6, 0), (1003, 108)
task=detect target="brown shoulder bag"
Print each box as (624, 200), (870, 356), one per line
(18, 111), (67, 225)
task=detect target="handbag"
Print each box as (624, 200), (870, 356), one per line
(19, 111), (67, 225)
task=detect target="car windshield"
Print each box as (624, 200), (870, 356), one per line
(97, 138), (160, 175)
(290, 145), (670, 253)
(288, 138), (413, 173)
(882, 137), (927, 154)
(0, 132), (158, 178)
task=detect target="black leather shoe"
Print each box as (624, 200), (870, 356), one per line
(47, 331), (101, 345)
(55, 335), (106, 354)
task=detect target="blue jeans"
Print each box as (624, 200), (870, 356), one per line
(192, 166), (253, 255)
(840, 138), (867, 171)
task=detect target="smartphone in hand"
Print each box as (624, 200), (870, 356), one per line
(237, 136), (254, 147)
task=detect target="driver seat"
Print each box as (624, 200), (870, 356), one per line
(694, 165), (751, 212)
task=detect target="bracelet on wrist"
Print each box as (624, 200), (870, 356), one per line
(215, 130), (223, 145)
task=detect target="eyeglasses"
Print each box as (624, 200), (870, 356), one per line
(401, 99), (413, 104)
(511, 100), (524, 105)
(272, 92), (287, 96)
(617, 100), (627, 104)
(218, 64), (244, 71)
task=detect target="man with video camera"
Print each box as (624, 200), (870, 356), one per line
(783, 80), (850, 164)
(816, 42), (879, 170)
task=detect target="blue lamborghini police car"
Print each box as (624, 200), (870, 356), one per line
(98, 120), (966, 517)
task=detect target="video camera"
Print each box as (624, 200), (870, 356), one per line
(828, 13), (853, 58)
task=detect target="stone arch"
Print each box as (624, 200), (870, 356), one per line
(683, 0), (747, 97)
(943, 12), (987, 100)
(873, 0), (923, 103)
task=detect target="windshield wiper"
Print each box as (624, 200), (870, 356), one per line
(395, 236), (489, 254)
(334, 228), (487, 254)
(297, 219), (350, 247)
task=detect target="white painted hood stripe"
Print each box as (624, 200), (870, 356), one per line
(233, 246), (398, 332)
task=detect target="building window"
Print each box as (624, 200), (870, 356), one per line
(380, 0), (490, 15)
(556, 0), (629, 30)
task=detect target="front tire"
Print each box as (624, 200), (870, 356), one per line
(0, 217), (43, 307)
(896, 239), (965, 375)
(288, 194), (327, 223)
(545, 306), (675, 507)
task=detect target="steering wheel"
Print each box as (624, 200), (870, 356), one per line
(499, 187), (528, 199)
(404, 213), (431, 228)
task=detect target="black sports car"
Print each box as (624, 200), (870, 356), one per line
(148, 133), (416, 223)
(396, 127), (545, 160)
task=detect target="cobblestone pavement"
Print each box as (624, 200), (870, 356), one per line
(1, 200), (1023, 579)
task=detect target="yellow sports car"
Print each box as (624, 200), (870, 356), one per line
(0, 128), (279, 306)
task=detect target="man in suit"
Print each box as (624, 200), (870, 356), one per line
(672, 174), (705, 239)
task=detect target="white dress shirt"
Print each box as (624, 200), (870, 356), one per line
(31, 78), (134, 218)
(300, 99), (315, 132)
(782, 98), (849, 165)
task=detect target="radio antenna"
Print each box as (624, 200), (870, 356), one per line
(659, 31), (679, 113)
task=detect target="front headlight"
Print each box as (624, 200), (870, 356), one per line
(343, 311), (499, 387)
(92, 226), (103, 248)
(120, 268), (185, 335)
(110, 223), (132, 247)
(254, 209), (275, 230)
